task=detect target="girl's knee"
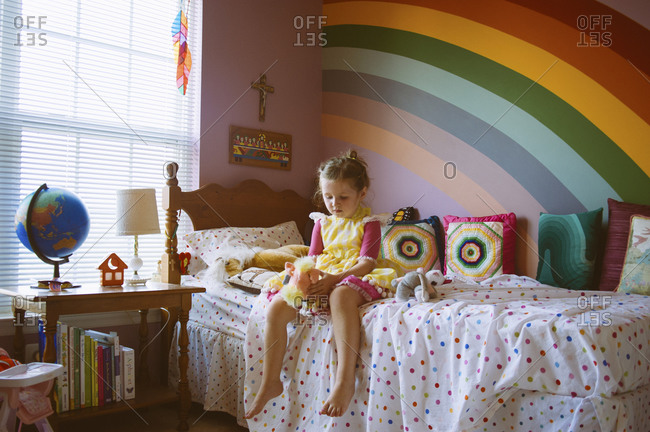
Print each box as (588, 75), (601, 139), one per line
(330, 284), (364, 307)
(267, 296), (298, 322)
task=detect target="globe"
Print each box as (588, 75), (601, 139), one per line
(14, 184), (90, 282)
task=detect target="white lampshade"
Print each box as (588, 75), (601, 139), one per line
(115, 188), (161, 236)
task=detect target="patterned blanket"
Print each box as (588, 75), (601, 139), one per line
(244, 275), (650, 431)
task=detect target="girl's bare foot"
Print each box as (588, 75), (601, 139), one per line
(244, 379), (284, 419)
(319, 381), (355, 417)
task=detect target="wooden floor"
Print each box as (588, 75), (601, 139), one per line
(22, 402), (248, 432)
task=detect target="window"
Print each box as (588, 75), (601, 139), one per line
(0, 0), (202, 313)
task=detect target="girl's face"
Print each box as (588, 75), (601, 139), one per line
(320, 177), (367, 218)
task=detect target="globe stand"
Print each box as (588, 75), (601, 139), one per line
(25, 184), (78, 290)
(35, 261), (73, 291)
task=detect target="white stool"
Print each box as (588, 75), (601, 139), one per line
(0, 363), (63, 432)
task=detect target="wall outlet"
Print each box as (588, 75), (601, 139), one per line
(25, 343), (40, 362)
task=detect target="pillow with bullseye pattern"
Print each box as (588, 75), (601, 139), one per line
(443, 213), (517, 281)
(380, 216), (443, 275)
(445, 221), (504, 281)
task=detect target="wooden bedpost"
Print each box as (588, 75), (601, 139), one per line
(162, 162), (181, 284)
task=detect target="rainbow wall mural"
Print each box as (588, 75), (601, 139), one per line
(321, 0), (650, 276)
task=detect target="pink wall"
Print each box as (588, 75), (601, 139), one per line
(200, 0), (324, 198)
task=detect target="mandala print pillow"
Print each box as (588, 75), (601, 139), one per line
(380, 217), (442, 275)
(443, 213), (517, 276)
(445, 221), (505, 281)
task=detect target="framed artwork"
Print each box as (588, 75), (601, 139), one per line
(229, 125), (291, 170)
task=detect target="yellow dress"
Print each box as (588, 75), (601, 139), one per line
(266, 206), (397, 301)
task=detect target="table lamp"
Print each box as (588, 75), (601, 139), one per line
(115, 188), (160, 285)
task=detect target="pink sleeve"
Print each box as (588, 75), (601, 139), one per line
(308, 219), (323, 256)
(359, 220), (381, 259)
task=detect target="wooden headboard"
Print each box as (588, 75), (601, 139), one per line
(160, 162), (314, 284)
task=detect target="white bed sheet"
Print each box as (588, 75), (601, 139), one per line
(243, 275), (650, 431)
(182, 276), (258, 338)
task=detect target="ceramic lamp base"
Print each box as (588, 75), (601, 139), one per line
(126, 254), (147, 285)
(125, 277), (148, 286)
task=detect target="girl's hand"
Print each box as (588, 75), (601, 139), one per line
(307, 271), (339, 296)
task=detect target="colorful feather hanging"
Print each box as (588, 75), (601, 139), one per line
(171, 1), (192, 95)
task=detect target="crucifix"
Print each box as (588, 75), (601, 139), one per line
(251, 74), (274, 122)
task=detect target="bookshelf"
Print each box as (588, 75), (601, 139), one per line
(54, 384), (176, 422)
(0, 282), (205, 431)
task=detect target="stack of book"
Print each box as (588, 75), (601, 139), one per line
(40, 321), (136, 413)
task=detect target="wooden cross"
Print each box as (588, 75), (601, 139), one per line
(251, 74), (274, 122)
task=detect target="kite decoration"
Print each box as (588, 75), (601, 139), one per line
(171, 1), (192, 95)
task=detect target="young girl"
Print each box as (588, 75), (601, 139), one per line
(244, 150), (397, 419)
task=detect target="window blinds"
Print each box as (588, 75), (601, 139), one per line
(0, 0), (202, 312)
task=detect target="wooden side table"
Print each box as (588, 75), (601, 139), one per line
(0, 281), (205, 431)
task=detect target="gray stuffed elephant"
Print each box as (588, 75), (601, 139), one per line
(392, 268), (445, 302)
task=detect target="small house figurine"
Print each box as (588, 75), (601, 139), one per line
(98, 253), (128, 286)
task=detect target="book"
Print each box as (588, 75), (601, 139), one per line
(97, 344), (104, 407)
(54, 321), (61, 412)
(91, 337), (98, 407)
(102, 343), (113, 404)
(85, 329), (119, 346)
(79, 328), (85, 408)
(57, 322), (69, 412)
(113, 342), (121, 401)
(37, 318), (57, 361)
(121, 346), (135, 400)
(68, 325), (76, 410)
(83, 333), (92, 408)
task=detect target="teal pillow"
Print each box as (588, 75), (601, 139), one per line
(536, 208), (603, 290)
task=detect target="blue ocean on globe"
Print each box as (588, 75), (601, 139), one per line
(14, 186), (90, 259)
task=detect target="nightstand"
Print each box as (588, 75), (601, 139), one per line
(0, 282), (205, 431)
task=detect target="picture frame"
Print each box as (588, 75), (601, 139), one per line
(229, 125), (291, 170)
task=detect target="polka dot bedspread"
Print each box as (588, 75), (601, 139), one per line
(169, 320), (249, 426)
(244, 275), (650, 431)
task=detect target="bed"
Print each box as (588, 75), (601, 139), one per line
(160, 162), (314, 427)
(160, 163), (650, 431)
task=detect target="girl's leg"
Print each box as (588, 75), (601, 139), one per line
(244, 295), (298, 419)
(320, 285), (365, 417)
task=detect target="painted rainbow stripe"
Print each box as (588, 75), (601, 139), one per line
(321, 0), (650, 276)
